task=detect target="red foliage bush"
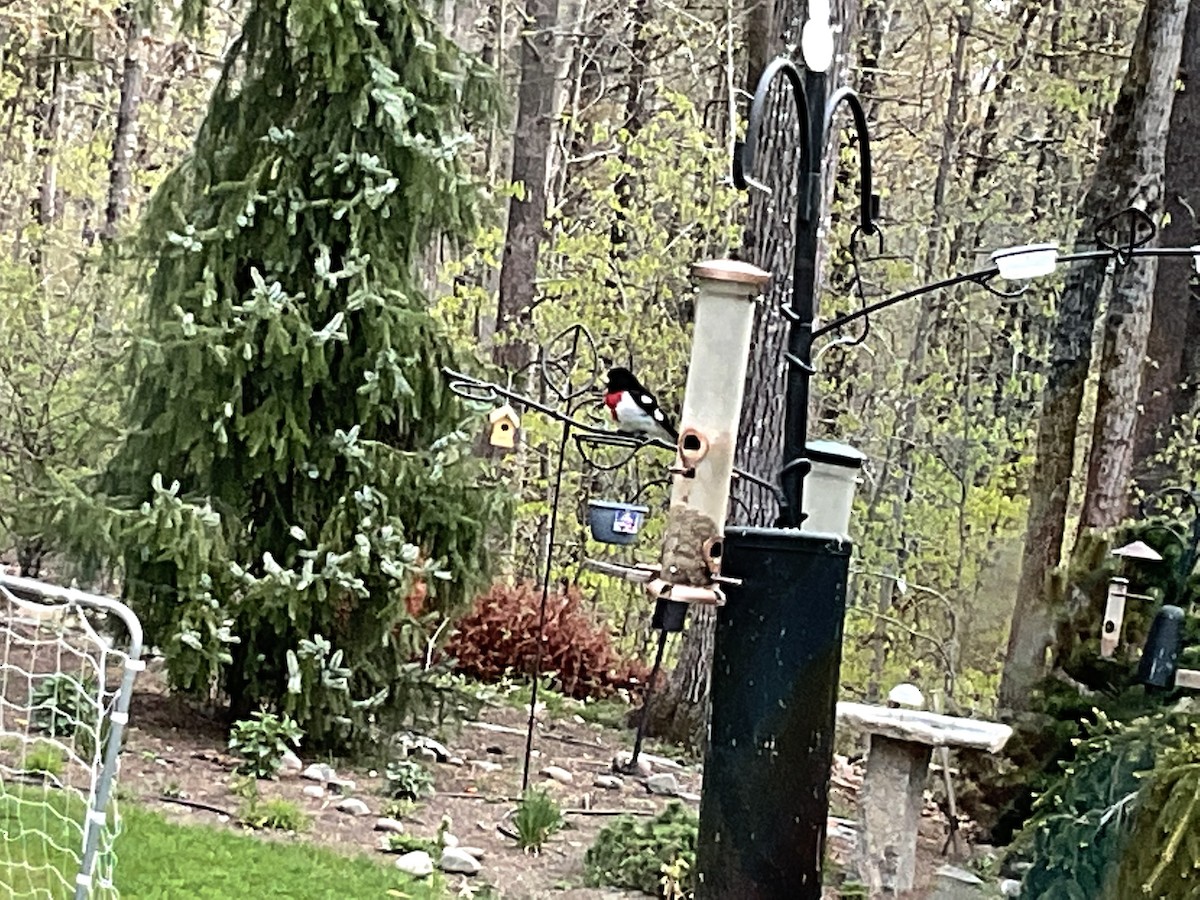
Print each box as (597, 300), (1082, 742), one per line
(444, 581), (649, 700)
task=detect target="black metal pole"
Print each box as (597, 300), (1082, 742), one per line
(695, 529), (852, 898)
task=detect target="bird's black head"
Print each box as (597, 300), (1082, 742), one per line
(605, 367), (639, 393)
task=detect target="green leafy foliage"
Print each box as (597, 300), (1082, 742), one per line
(1010, 709), (1194, 899)
(72, 0), (505, 749)
(29, 674), (96, 739)
(584, 802), (697, 896)
(513, 788), (563, 852)
(238, 795), (310, 833)
(1110, 718), (1200, 898)
(445, 581), (649, 700)
(23, 742), (65, 779)
(228, 711), (303, 779)
(385, 758), (434, 800)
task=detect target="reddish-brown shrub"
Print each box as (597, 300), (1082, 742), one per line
(444, 581), (648, 700)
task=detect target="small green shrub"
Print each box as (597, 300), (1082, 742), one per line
(30, 675), (97, 739)
(385, 759), (434, 799)
(239, 796), (310, 832)
(585, 802), (698, 897)
(228, 711), (303, 779)
(24, 742), (65, 778)
(382, 797), (417, 819)
(385, 833), (441, 855)
(513, 788), (563, 852)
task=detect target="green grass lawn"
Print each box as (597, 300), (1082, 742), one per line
(1, 784), (446, 899)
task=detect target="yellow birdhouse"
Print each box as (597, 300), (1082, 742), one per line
(487, 404), (521, 449)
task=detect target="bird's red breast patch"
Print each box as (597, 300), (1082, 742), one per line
(604, 391), (623, 419)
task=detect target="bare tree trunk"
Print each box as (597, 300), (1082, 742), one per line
(102, 4), (143, 243)
(494, 0), (559, 369)
(1078, 0), (1187, 531)
(645, 0), (858, 750)
(1000, 0), (1189, 710)
(1132, 0), (1200, 488)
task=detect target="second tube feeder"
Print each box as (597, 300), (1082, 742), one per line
(647, 260), (770, 607)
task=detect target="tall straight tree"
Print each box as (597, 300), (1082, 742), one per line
(1000, 0), (1189, 710)
(645, 0), (859, 749)
(89, 0), (504, 747)
(1132, 0), (1200, 486)
(494, 0), (559, 367)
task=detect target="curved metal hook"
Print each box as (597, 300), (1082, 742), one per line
(732, 57), (812, 208)
(825, 87), (879, 237)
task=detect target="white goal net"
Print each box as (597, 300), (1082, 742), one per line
(0, 574), (143, 899)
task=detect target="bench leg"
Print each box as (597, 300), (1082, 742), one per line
(857, 735), (931, 895)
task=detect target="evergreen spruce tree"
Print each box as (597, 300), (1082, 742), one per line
(97, 0), (502, 747)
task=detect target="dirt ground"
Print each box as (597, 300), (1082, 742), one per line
(112, 669), (979, 899)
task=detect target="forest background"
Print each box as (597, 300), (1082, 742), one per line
(3, 0), (1200, 851)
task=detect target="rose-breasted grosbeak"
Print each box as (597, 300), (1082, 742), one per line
(603, 367), (678, 443)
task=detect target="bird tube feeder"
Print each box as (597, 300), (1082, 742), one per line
(646, 259), (769, 606)
(801, 439), (866, 537)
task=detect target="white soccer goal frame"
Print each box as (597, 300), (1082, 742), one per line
(0, 573), (144, 900)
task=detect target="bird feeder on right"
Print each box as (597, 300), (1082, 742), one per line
(646, 259), (769, 607)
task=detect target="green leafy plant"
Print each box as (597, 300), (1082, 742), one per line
(585, 802), (697, 896)
(385, 759), (434, 800)
(228, 711), (303, 779)
(513, 788), (563, 853)
(238, 795), (310, 833)
(445, 581), (648, 700)
(384, 833), (441, 855)
(23, 742), (65, 779)
(30, 675), (97, 739)
(382, 797), (418, 820)
(77, 0), (506, 754)
(1010, 709), (1193, 899)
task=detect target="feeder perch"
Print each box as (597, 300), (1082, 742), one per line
(587, 500), (649, 546)
(487, 404), (521, 449)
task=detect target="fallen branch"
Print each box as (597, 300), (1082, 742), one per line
(563, 807), (655, 817)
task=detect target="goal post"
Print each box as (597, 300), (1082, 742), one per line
(0, 573), (144, 900)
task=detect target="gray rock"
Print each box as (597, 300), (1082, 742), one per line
(645, 773), (679, 796)
(328, 778), (357, 795)
(374, 817), (405, 834)
(613, 752), (652, 778)
(278, 749), (303, 776)
(541, 765), (574, 785)
(395, 851), (434, 878)
(336, 797), (371, 816)
(1000, 880), (1022, 897)
(471, 760), (502, 774)
(593, 774), (624, 790)
(935, 865), (983, 885)
(302, 785), (325, 799)
(639, 752), (684, 771)
(447, 756), (465, 767)
(442, 832), (459, 848)
(415, 748), (439, 764)
(439, 847), (481, 875)
(457, 846), (486, 860)
(302, 762), (336, 783)
(677, 791), (702, 803)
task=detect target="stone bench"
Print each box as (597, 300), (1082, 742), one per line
(836, 701), (1013, 896)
